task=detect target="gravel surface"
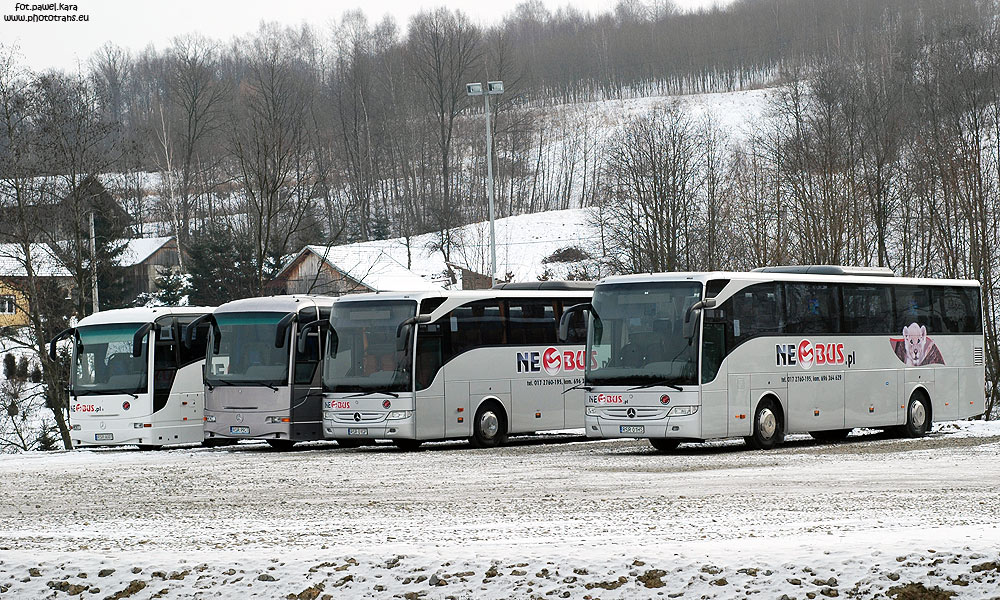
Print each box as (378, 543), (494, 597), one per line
(1, 423), (999, 599)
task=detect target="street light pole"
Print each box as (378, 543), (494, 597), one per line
(466, 80), (504, 286)
(89, 211), (99, 314)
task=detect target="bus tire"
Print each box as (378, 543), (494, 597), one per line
(393, 439), (423, 451)
(266, 439), (296, 450)
(649, 438), (680, 453)
(904, 392), (931, 438)
(745, 398), (784, 450)
(809, 429), (851, 442)
(470, 401), (508, 448)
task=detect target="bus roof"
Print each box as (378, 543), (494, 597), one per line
(332, 287), (594, 305)
(598, 270), (981, 289)
(213, 295), (336, 315)
(77, 306), (215, 327)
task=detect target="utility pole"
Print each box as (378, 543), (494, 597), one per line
(466, 80), (504, 286)
(89, 211), (99, 314)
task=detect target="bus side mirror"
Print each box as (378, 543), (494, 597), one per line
(274, 312), (298, 348)
(183, 313), (214, 349)
(132, 323), (155, 358)
(296, 319), (326, 354)
(682, 298), (716, 342)
(558, 303), (592, 343)
(49, 328), (75, 361)
(396, 315), (430, 352)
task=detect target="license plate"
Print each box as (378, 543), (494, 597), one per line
(620, 425), (645, 434)
(230, 426), (250, 435)
(347, 428), (368, 436)
(95, 433), (113, 441)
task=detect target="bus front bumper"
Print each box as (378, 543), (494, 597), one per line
(584, 410), (701, 439)
(73, 420), (202, 447)
(204, 410), (293, 441)
(323, 411), (416, 440)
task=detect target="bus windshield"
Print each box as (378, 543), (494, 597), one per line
(207, 312), (291, 387)
(72, 323), (148, 395)
(587, 282), (702, 387)
(324, 300), (417, 393)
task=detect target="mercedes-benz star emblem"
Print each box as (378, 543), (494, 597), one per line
(626, 408), (636, 419)
(353, 412), (362, 422)
(236, 414), (243, 423)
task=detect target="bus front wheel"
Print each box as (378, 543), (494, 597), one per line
(745, 399), (784, 450)
(470, 402), (508, 448)
(649, 438), (680, 453)
(904, 393), (931, 438)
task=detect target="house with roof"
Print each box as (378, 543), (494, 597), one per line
(115, 236), (182, 300)
(271, 245), (445, 295)
(0, 243), (74, 328)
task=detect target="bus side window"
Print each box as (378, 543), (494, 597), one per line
(895, 286), (941, 332)
(415, 324), (443, 391)
(294, 328), (322, 385)
(702, 307), (726, 384)
(507, 299), (557, 345)
(939, 286), (981, 333)
(153, 321), (178, 412)
(444, 300), (505, 361)
(562, 306), (587, 345)
(730, 282), (782, 341)
(784, 283), (839, 334)
(842, 285), (892, 334)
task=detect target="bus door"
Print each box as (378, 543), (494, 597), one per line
(291, 317), (324, 440)
(416, 321), (446, 440)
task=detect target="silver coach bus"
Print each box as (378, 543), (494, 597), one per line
(317, 282), (593, 449)
(51, 306), (215, 449)
(562, 266), (985, 451)
(188, 295), (335, 449)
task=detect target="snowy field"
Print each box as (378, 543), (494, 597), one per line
(1, 422), (999, 599)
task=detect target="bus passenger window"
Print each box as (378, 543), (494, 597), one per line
(842, 285), (892, 334)
(730, 283), (782, 339)
(507, 300), (557, 345)
(938, 286), (981, 333)
(895, 286), (941, 332)
(415, 327), (442, 391)
(784, 284), (839, 334)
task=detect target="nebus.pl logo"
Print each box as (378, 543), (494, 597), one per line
(517, 347), (596, 375)
(776, 339), (847, 370)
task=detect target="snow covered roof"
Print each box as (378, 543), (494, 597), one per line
(0, 243), (71, 278)
(116, 236), (174, 267)
(289, 245), (445, 292)
(279, 208), (601, 291)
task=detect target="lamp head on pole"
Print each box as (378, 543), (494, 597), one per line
(466, 81), (504, 96)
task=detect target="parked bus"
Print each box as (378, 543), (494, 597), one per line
(50, 306), (215, 449)
(190, 295), (334, 449)
(319, 282), (594, 449)
(561, 266), (985, 451)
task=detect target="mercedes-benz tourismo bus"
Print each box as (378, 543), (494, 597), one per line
(320, 282), (594, 449)
(191, 295), (334, 449)
(561, 266), (984, 451)
(51, 306), (215, 449)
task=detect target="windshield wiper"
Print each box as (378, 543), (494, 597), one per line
(244, 381), (280, 392)
(628, 379), (683, 392)
(205, 378), (237, 390)
(563, 382), (593, 394)
(344, 390), (400, 399)
(72, 389), (140, 398)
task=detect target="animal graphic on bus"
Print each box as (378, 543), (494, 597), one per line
(891, 323), (945, 366)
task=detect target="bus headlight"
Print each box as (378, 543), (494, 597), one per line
(387, 411), (412, 420)
(668, 406), (699, 417)
(585, 406), (599, 416)
(71, 424), (81, 431)
(204, 415), (217, 423)
(265, 416), (291, 424)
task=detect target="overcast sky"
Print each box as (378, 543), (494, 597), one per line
(1, 0), (734, 71)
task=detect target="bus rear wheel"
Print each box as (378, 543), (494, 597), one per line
(470, 402), (508, 448)
(745, 399), (784, 450)
(809, 429), (852, 442)
(266, 439), (296, 451)
(904, 393), (931, 438)
(649, 438), (680, 453)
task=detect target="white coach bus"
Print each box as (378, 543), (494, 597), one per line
(50, 306), (215, 449)
(319, 282), (594, 449)
(562, 266), (985, 451)
(191, 295), (335, 449)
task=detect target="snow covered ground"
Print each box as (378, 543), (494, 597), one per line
(1, 421), (999, 599)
